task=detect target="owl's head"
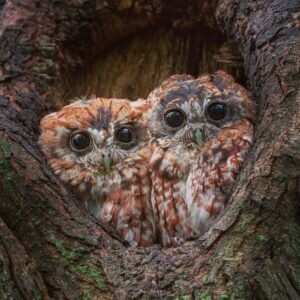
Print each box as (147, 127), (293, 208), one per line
(147, 71), (256, 146)
(39, 97), (149, 190)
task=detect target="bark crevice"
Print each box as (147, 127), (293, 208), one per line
(0, 0), (299, 298)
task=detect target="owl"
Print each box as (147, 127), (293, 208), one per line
(146, 71), (256, 246)
(39, 97), (156, 247)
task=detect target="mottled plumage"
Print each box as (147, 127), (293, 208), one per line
(146, 71), (256, 246)
(39, 97), (156, 246)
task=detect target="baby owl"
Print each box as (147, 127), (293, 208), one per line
(146, 70), (256, 246)
(39, 97), (156, 247)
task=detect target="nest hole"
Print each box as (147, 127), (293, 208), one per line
(55, 25), (245, 107)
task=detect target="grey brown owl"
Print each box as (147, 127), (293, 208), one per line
(39, 97), (156, 247)
(146, 71), (256, 246)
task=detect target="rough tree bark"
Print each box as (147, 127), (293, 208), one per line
(0, 0), (299, 299)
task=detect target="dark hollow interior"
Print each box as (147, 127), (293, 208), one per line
(56, 24), (246, 107)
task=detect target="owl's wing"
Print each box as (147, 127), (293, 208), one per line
(100, 163), (156, 247)
(186, 119), (254, 234)
(150, 144), (194, 247)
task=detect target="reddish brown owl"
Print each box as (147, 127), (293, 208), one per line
(39, 97), (156, 247)
(146, 71), (256, 246)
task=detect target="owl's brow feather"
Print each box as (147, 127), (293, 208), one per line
(99, 98), (105, 107)
(159, 81), (195, 108)
(91, 105), (112, 130)
(211, 74), (228, 92)
(114, 103), (127, 120)
(114, 117), (134, 126)
(84, 105), (96, 121)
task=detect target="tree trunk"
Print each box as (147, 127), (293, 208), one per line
(0, 0), (299, 299)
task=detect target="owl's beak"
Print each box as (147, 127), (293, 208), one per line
(194, 128), (204, 146)
(103, 153), (111, 173)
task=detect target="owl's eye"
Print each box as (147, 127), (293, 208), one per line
(207, 102), (227, 120)
(115, 127), (134, 144)
(70, 131), (92, 152)
(164, 109), (186, 128)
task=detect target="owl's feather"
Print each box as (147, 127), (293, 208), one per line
(146, 71), (256, 246)
(39, 97), (156, 246)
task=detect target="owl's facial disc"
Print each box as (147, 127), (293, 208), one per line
(186, 100), (228, 146)
(158, 96), (228, 148)
(67, 125), (137, 174)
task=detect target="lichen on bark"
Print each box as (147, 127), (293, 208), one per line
(0, 0), (299, 298)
